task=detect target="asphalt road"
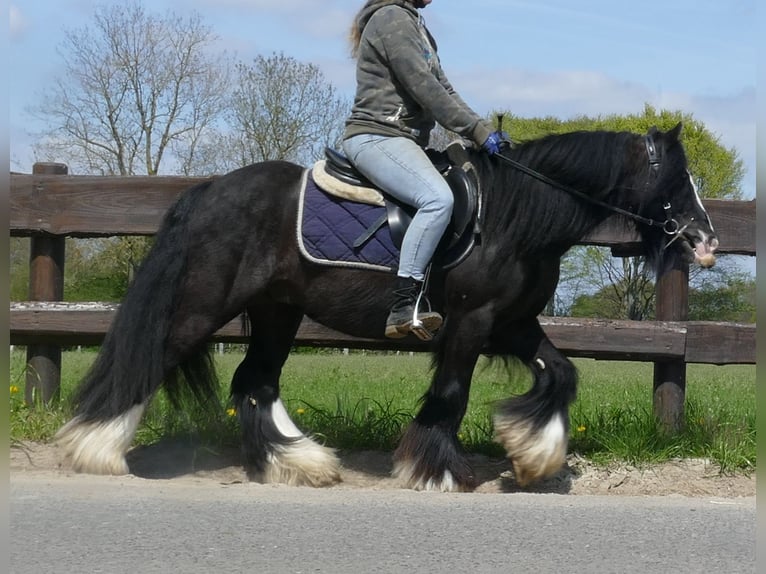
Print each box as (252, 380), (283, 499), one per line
(10, 475), (755, 574)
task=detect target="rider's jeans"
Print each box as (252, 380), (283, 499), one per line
(342, 134), (453, 281)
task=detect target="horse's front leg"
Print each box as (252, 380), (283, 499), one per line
(492, 318), (577, 486)
(393, 307), (492, 492)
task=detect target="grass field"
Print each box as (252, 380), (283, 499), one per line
(9, 348), (756, 473)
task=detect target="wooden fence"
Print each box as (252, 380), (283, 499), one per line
(9, 163), (757, 431)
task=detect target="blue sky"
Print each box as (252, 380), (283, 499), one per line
(9, 0), (756, 200)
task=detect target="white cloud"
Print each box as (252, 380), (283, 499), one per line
(10, 4), (27, 41)
(457, 67), (652, 118)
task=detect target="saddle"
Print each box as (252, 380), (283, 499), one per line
(314, 143), (481, 270)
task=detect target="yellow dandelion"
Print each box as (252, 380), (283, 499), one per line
(576, 425), (586, 433)
(226, 407), (237, 417)
(296, 408), (306, 415)
(9, 385), (19, 394)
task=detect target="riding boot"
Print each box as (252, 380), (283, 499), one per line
(385, 276), (443, 339)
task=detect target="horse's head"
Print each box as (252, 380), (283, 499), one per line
(640, 123), (719, 269)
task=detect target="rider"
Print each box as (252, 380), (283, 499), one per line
(342, 0), (508, 339)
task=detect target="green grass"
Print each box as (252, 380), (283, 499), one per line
(9, 349), (756, 473)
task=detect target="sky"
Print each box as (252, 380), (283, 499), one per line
(8, 0), (756, 202)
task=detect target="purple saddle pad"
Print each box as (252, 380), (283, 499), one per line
(298, 172), (399, 272)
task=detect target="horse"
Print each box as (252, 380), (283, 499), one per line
(55, 122), (718, 492)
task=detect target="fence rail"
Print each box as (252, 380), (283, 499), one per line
(9, 302), (755, 365)
(9, 163), (757, 431)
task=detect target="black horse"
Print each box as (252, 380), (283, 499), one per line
(56, 123), (718, 491)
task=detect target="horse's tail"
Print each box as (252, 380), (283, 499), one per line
(56, 181), (220, 474)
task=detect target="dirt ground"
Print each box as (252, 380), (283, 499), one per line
(9, 439), (755, 498)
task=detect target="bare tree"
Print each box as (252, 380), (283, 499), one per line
(572, 247), (657, 320)
(201, 52), (349, 173)
(31, 1), (229, 176)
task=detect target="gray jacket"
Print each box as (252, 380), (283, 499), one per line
(343, 2), (494, 148)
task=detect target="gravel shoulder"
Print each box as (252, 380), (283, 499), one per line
(9, 440), (755, 498)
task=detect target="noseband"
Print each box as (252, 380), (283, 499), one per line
(496, 132), (680, 235)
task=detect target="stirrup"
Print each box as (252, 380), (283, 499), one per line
(410, 266), (435, 342)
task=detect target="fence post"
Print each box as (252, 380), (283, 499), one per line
(652, 253), (689, 433)
(25, 162), (68, 405)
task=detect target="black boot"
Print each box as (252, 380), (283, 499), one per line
(385, 276), (443, 339)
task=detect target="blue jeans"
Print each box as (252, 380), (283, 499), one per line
(342, 134), (453, 281)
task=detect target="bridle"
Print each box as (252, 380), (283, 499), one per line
(494, 132), (682, 237)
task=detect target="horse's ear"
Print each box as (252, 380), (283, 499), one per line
(667, 122), (683, 141)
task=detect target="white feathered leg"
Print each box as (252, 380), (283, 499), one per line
(259, 399), (341, 487)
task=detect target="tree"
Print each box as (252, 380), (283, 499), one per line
(498, 104), (745, 200)
(493, 105), (746, 319)
(197, 52), (349, 174)
(31, 1), (229, 176)
(25, 1), (231, 290)
(688, 269), (755, 323)
(566, 248), (657, 320)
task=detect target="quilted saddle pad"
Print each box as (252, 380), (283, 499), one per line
(297, 170), (399, 272)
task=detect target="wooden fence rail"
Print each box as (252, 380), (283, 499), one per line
(9, 163), (756, 431)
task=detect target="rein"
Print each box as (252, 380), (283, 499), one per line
(494, 134), (680, 235)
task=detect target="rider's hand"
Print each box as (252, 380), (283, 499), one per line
(482, 131), (511, 155)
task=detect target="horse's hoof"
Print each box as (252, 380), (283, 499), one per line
(393, 421), (475, 492)
(494, 412), (567, 487)
(258, 437), (342, 487)
(393, 460), (473, 492)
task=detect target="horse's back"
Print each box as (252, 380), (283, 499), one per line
(174, 160), (305, 237)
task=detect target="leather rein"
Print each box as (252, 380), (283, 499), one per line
(494, 133), (681, 236)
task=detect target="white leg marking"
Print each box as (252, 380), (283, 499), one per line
(260, 399), (341, 487)
(270, 398), (305, 438)
(494, 412), (567, 486)
(55, 403), (146, 475)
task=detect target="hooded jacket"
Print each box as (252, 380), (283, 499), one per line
(343, 1), (494, 148)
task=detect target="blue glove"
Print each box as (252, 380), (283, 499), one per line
(482, 130), (511, 155)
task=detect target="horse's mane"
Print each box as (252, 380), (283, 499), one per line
(476, 130), (646, 259)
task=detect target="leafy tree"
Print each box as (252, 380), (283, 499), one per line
(688, 269), (755, 323)
(496, 103), (745, 200)
(9, 238), (30, 300)
(571, 267), (755, 323)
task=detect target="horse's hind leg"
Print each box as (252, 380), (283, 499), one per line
(231, 303), (341, 487)
(55, 299), (226, 475)
(492, 318), (577, 486)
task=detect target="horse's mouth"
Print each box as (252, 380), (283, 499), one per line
(678, 231), (718, 268)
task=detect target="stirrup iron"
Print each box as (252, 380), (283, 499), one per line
(410, 266), (434, 342)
